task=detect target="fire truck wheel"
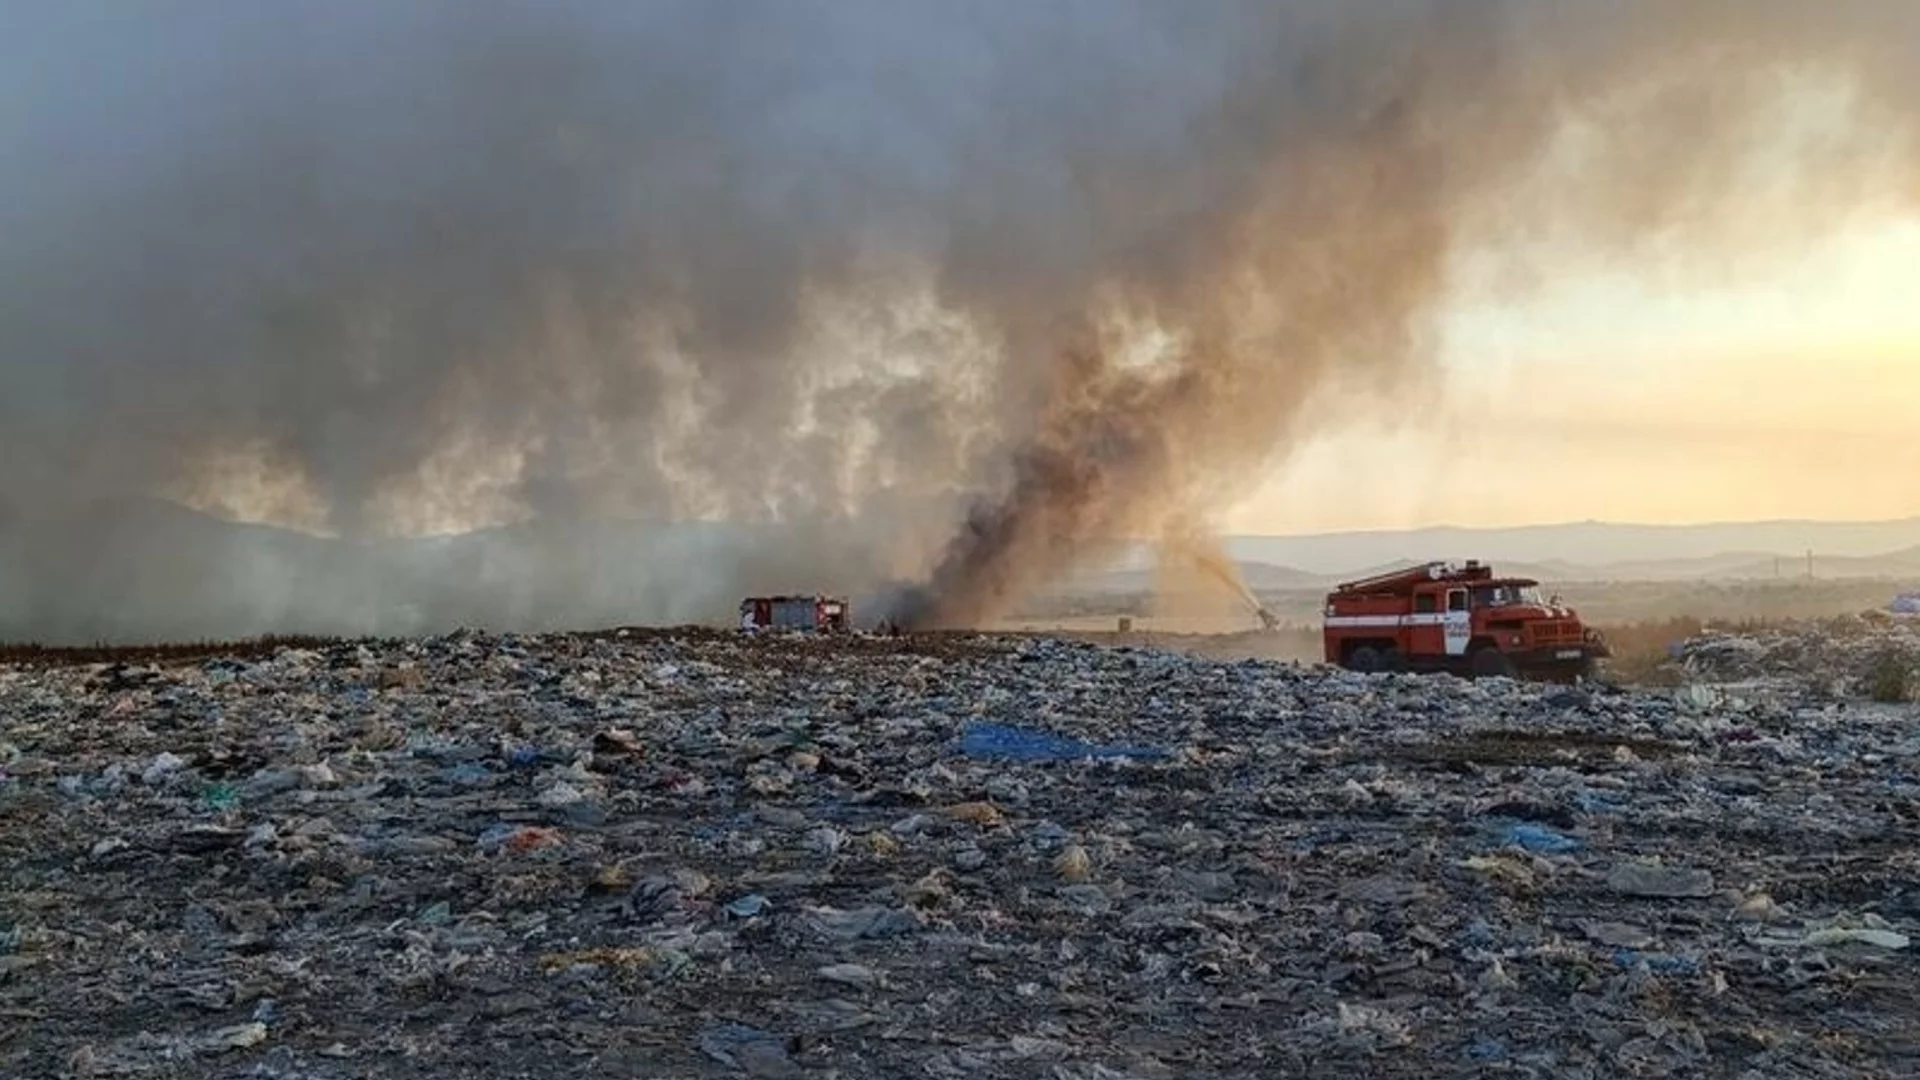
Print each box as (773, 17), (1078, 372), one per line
(1470, 646), (1518, 679)
(1379, 646), (1405, 673)
(1348, 646), (1383, 673)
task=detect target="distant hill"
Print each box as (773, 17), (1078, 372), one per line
(1048, 521), (1920, 602)
(1222, 518), (1920, 577)
(1317, 558), (1566, 586)
(1053, 557), (1325, 596)
(1712, 545), (1920, 582)
(5, 499), (1919, 643)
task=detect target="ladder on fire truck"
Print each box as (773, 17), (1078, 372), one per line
(1334, 560), (1490, 595)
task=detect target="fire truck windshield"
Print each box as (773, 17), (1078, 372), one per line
(1472, 584), (1545, 607)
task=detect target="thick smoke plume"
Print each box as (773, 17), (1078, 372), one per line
(0, 1), (1915, 641)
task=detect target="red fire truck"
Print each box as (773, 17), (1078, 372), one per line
(1322, 561), (1608, 681)
(738, 595), (850, 633)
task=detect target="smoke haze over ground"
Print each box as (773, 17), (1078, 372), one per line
(1, 1), (1916, 641)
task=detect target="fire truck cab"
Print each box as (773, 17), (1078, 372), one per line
(1322, 561), (1607, 681)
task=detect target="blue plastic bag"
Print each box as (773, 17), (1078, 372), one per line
(1502, 822), (1581, 854)
(957, 722), (1169, 763)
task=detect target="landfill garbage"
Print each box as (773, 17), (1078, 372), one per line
(1676, 613), (1920, 696)
(724, 893), (771, 919)
(1, 628), (1917, 1077)
(698, 1022), (800, 1078)
(1612, 949), (1702, 975)
(1465, 1034), (1509, 1061)
(1499, 822), (1582, 854)
(199, 1022), (270, 1052)
(1800, 926), (1910, 950)
(1755, 914), (1914, 951)
(1607, 861), (1716, 899)
(199, 783), (239, 811)
(816, 962), (881, 988)
(141, 752), (186, 785)
(958, 720), (1171, 762)
(1054, 843), (1095, 882)
(1580, 920), (1654, 949)
(801, 905), (923, 941)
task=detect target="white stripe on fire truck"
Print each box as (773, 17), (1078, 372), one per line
(1324, 615), (1453, 628)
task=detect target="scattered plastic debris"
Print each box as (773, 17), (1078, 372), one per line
(698, 1022), (798, 1078)
(1678, 613), (1920, 697)
(1801, 927), (1910, 950)
(1466, 1034), (1509, 1061)
(1614, 949), (1702, 975)
(0, 628), (1914, 1076)
(724, 894), (771, 919)
(1581, 921), (1655, 949)
(1756, 916), (1914, 951)
(1500, 822), (1581, 854)
(199, 783), (238, 812)
(957, 721), (1170, 763)
(816, 962), (880, 988)
(1607, 862), (1716, 899)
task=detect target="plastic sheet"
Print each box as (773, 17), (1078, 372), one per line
(957, 721), (1170, 762)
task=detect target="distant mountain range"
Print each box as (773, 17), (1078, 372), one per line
(1022, 518), (1920, 595)
(1216, 518), (1920, 575)
(4, 498), (1919, 642)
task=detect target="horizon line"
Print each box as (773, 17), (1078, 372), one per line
(28, 495), (1920, 544)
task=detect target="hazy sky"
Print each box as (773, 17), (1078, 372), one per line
(1229, 212), (1920, 534)
(7, 1), (1919, 549)
(8, 1), (1920, 641)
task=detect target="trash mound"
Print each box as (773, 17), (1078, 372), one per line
(0, 635), (366, 669)
(1677, 612), (1920, 695)
(3, 630), (1918, 1078)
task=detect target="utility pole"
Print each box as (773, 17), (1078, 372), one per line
(1806, 549), (1814, 580)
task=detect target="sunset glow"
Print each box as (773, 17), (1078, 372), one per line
(1230, 216), (1920, 533)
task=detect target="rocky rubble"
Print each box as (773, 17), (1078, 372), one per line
(1, 629), (1917, 1078)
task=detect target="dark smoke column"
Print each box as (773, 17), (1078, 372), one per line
(0, 1), (1915, 642)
